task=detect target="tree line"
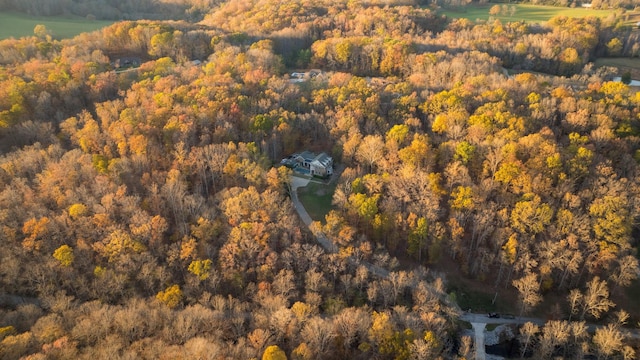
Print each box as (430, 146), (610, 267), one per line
(0, 0), (223, 20)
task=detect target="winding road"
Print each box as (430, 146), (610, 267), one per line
(289, 174), (640, 360)
(290, 175), (390, 278)
(290, 174), (524, 360)
(289, 175), (338, 253)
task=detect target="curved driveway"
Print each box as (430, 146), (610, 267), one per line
(288, 174), (640, 360)
(289, 175), (338, 253)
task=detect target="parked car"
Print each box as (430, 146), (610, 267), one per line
(488, 312), (500, 318)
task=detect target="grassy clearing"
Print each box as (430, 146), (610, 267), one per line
(433, 253), (520, 314)
(439, 4), (616, 24)
(297, 181), (336, 223)
(595, 57), (640, 79)
(0, 12), (113, 40)
(457, 320), (473, 330)
(451, 285), (506, 313)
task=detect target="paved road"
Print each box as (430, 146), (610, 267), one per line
(288, 175), (640, 359)
(462, 313), (545, 360)
(460, 313), (544, 326)
(290, 175), (391, 276)
(290, 175), (490, 359)
(289, 176), (337, 253)
(471, 323), (486, 360)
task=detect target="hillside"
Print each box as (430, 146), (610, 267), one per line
(0, 1), (639, 359)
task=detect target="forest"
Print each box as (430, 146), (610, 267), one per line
(0, 0), (640, 359)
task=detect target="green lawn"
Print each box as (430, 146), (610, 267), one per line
(450, 285), (505, 313)
(0, 12), (113, 40)
(439, 4), (617, 23)
(297, 181), (336, 222)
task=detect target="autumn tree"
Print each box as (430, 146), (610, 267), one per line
(356, 135), (385, 173)
(513, 273), (542, 317)
(156, 284), (183, 309)
(263, 345), (287, 360)
(519, 322), (539, 358)
(53, 245), (74, 267)
(578, 277), (615, 321)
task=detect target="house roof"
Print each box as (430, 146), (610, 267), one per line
(312, 152), (332, 168)
(297, 151), (315, 162)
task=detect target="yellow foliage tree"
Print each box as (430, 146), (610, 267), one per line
(156, 284), (183, 309)
(502, 234), (518, 264)
(188, 259), (213, 280)
(369, 311), (394, 350)
(68, 203), (87, 219)
(53, 245), (74, 267)
(100, 230), (146, 262)
(449, 186), (474, 211)
(292, 342), (311, 360)
(262, 345), (287, 360)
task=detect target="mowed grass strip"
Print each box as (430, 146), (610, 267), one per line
(439, 4), (617, 23)
(0, 12), (113, 40)
(595, 57), (640, 79)
(297, 181), (336, 223)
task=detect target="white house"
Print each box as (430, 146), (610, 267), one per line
(310, 152), (333, 177)
(282, 151), (333, 177)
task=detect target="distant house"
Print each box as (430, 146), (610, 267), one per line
(288, 70), (325, 83)
(115, 57), (141, 68)
(281, 150), (334, 177)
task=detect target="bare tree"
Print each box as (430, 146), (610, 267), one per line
(566, 321), (588, 359)
(567, 289), (582, 322)
(301, 317), (335, 357)
(513, 273), (542, 317)
(610, 255), (639, 289)
(519, 322), (539, 358)
(333, 307), (370, 354)
(592, 324), (624, 360)
(537, 320), (570, 359)
(458, 335), (474, 359)
(272, 269), (298, 301)
(579, 277), (615, 321)
(248, 328), (273, 357)
(356, 135), (385, 173)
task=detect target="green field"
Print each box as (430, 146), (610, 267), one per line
(440, 4), (617, 23)
(0, 12), (113, 40)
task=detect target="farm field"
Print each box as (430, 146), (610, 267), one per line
(439, 4), (618, 23)
(0, 11), (113, 40)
